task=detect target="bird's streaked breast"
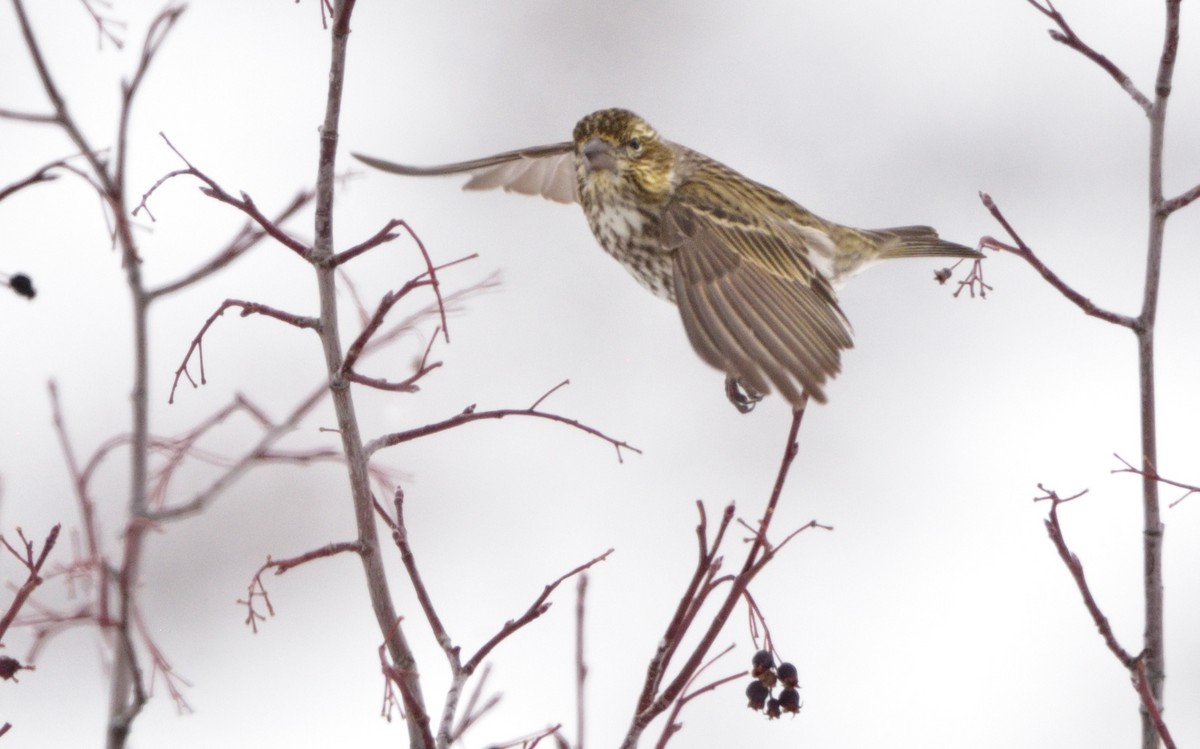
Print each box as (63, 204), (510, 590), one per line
(581, 190), (675, 301)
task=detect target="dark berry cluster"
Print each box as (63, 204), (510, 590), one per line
(745, 650), (801, 719)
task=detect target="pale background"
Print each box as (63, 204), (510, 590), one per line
(2, 1), (1199, 747)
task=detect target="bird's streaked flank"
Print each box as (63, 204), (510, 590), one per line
(355, 108), (980, 410)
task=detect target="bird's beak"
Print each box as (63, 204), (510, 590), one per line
(582, 138), (618, 175)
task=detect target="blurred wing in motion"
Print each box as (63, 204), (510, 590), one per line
(353, 142), (578, 204)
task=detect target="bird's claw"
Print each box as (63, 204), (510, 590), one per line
(725, 376), (764, 414)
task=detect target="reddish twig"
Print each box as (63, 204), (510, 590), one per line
(463, 550), (612, 675)
(1160, 182), (1200, 216)
(392, 484), (612, 746)
(48, 382), (110, 621)
(1024, 0), (1152, 113)
(448, 664), (501, 744)
(1132, 660), (1177, 749)
(741, 589), (775, 656)
(365, 380), (640, 463)
(1033, 484), (1136, 667)
(238, 542), (363, 633)
(135, 133), (313, 258)
(331, 218), (456, 347)
(950, 258), (992, 299)
(636, 502), (733, 713)
(978, 193), (1136, 329)
(655, 643), (742, 749)
(391, 488), (453, 658)
(346, 326), (443, 393)
(0, 525), (61, 642)
(489, 724), (567, 749)
(622, 404), (830, 748)
(133, 607), (192, 714)
(1112, 453), (1199, 508)
(377, 634), (436, 749)
(0, 162), (60, 202)
(169, 299), (320, 403)
(147, 190), (316, 299)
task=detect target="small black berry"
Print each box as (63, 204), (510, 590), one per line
(779, 687), (802, 714)
(745, 680), (769, 711)
(776, 661), (799, 688)
(8, 273), (35, 299)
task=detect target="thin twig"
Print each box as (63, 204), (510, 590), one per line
(1024, 0), (1152, 113)
(365, 384), (639, 463)
(0, 525), (61, 641)
(147, 190), (316, 299)
(978, 193), (1137, 329)
(463, 548), (614, 674)
(621, 404), (825, 749)
(238, 542), (363, 632)
(136, 133), (313, 258)
(1033, 485), (1136, 667)
(169, 299), (320, 403)
(1112, 453), (1199, 508)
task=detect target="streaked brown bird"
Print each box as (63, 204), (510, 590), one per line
(354, 108), (980, 411)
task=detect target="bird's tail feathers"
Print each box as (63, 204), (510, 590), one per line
(872, 225), (982, 260)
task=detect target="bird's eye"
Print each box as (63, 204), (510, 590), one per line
(628, 136), (642, 154)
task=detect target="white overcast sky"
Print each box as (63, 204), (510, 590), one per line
(2, 1), (1199, 747)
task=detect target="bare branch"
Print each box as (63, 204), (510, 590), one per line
(340, 253), (478, 374)
(366, 403), (640, 464)
(366, 379), (638, 461)
(655, 644), (741, 749)
(333, 220), (453, 344)
(146, 387), (328, 521)
(136, 133), (313, 258)
(1034, 484), (1137, 667)
(238, 543), (363, 633)
(1024, 0), (1152, 113)
(1112, 453), (1200, 508)
(147, 190), (316, 299)
(78, 0), (127, 49)
(979, 193), (1137, 329)
(0, 107), (57, 124)
(0, 162), (60, 203)
(623, 404), (823, 748)
(634, 502), (733, 714)
(390, 487), (454, 661)
(464, 548), (614, 675)
(489, 725), (566, 749)
(575, 574), (588, 749)
(0, 525), (61, 642)
(448, 665), (501, 743)
(169, 299), (320, 403)
(1132, 660), (1177, 749)
(1160, 182), (1200, 216)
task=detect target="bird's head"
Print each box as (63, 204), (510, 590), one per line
(573, 109), (675, 204)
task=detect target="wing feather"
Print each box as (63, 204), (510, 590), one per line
(352, 142), (578, 204)
(665, 198), (853, 406)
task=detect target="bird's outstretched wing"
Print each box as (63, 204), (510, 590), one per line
(663, 187), (853, 406)
(352, 142), (578, 204)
